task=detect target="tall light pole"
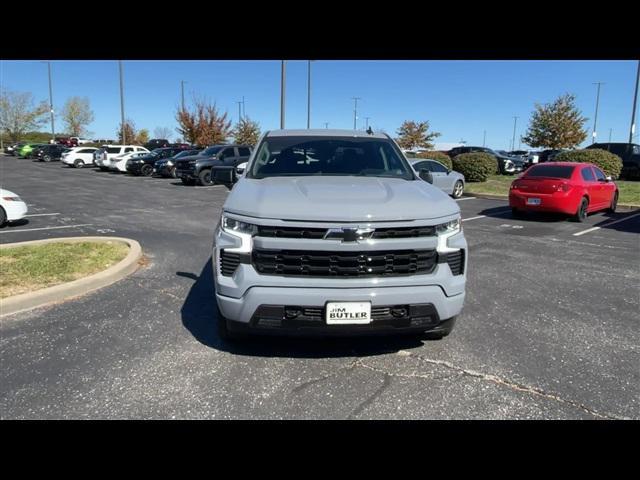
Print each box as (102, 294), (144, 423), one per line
(180, 80), (187, 111)
(307, 60), (312, 129)
(511, 116), (518, 151)
(630, 60), (640, 143)
(280, 61), (286, 129)
(482, 130), (486, 147)
(42, 61), (55, 142)
(592, 82), (605, 143)
(609, 128), (613, 142)
(237, 100), (243, 123)
(119, 61), (126, 144)
(242, 96), (245, 118)
(352, 97), (361, 130)
(324, 122), (329, 129)
(365, 117), (370, 129)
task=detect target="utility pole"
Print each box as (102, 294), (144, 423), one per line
(511, 116), (518, 151)
(242, 96), (245, 118)
(592, 82), (605, 143)
(630, 60), (640, 143)
(365, 117), (370, 130)
(324, 122), (329, 129)
(181, 80), (187, 111)
(237, 100), (243, 123)
(307, 60), (312, 129)
(280, 61), (286, 129)
(352, 97), (361, 130)
(482, 130), (486, 147)
(119, 61), (126, 144)
(609, 128), (612, 142)
(43, 61), (55, 142)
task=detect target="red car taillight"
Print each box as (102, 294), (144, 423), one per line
(510, 182), (520, 190)
(556, 182), (571, 192)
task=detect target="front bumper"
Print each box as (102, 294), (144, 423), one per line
(3, 200), (28, 221)
(126, 162), (144, 174)
(176, 167), (197, 180)
(154, 163), (174, 176)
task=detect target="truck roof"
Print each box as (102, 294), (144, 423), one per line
(266, 129), (388, 139)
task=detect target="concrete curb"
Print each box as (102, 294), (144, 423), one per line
(0, 236), (142, 318)
(463, 193), (640, 211)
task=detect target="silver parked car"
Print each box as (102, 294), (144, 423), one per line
(408, 158), (465, 198)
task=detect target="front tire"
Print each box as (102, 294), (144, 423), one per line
(74, 159), (84, 168)
(198, 168), (214, 186)
(608, 191), (618, 213)
(574, 197), (589, 222)
(423, 317), (456, 340)
(451, 180), (464, 199)
(170, 166), (177, 179)
(43, 155), (52, 162)
(140, 164), (153, 177)
(0, 207), (6, 228)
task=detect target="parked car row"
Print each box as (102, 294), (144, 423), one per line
(446, 146), (527, 174)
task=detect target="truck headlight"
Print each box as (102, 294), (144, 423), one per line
(436, 218), (461, 236)
(221, 214), (257, 236)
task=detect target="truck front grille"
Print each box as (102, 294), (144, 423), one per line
(446, 249), (464, 276)
(220, 250), (242, 276)
(256, 225), (436, 239)
(252, 248), (437, 277)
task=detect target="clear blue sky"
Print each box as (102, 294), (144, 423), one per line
(1, 60), (638, 149)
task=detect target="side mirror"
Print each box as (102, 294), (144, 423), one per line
(605, 176), (613, 182)
(419, 168), (433, 184)
(211, 165), (238, 189)
(236, 162), (247, 176)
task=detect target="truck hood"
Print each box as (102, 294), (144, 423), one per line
(224, 176), (459, 222)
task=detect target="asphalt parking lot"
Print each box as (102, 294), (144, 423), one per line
(1, 155), (638, 419)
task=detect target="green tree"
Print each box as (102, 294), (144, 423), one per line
(61, 97), (94, 136)
(521, 94), (588, 149)
(116, 118), (137, 144)
(396, 120), (441, 150)
(233, 117), (261, 147)
(0, 90), (50, 143)
(135, 129), (150, 145)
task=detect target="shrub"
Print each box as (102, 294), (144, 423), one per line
(554, 149), (623, 178)
(416, 151), (452, 170)
(451, 152), (498, 182)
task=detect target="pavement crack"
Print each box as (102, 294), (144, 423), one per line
(289, 359), (359, 395)
(348, 372), (392, 419)
(356, 353), (630, 420)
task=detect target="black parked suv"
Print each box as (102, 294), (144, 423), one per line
(153, 149), (202, 178)
(174, 144), (252, 186)
(126, 147), (190, 176)
(144, 138), (170, 150)
(447, 146), (525, 174)
(32, 144), (69, 162)
(587, 142), (640, 179)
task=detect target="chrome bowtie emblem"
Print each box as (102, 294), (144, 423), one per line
(325, 227), (375, 242)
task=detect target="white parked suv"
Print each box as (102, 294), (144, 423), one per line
(109, 151), (148, 172)
(61, 147), (100, 168)
(94, 145), (149, 170)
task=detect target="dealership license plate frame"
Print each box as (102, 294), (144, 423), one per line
(325, 301), (372, 325)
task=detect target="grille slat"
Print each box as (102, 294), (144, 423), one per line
(447, 250), (465, 276)
(256, 225), (436, 239)
(253, 249), (437, 278)
(220, 250), (242, 276)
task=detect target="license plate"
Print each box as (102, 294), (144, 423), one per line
(527, 198), (541, 205)
(325, 302), (372, 325)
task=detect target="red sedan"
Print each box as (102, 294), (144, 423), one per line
(509, 162), (618, 222)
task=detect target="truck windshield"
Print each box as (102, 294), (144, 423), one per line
(248, 136), (414, 180)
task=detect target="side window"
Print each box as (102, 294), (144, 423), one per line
(413, 161), (429, 171)
(220, 148), (235, 160)
(593, 167), (606, 181)
(581, 167), (596, 182)
(429, 161), (448, 173)
(238, 147), (251, 157)
(124, 147), (134, 153)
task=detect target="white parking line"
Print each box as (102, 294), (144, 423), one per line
(0, 224), (93, 234)
(462, 215), (487, 222)
(573, 212), (640, 237)
(24, 213), (60, 217)
(455, 197), (476, 202)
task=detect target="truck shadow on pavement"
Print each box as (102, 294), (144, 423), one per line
(180, 258), (428, 359)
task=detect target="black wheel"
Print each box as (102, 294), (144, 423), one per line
(574, 197), (589, 222)
(608, 191), (618, 213)
(43, 155), (52, 162)
(451, 180), (464, 199)
(0, 206), (6, 228)
(140, 164), (153, 177)
(198, 168), (214, 186)
(423, 317), (456, 340)
(170, 166), (177, 179)
(74, 159), (84, 168)
(180, 177), (196, 186)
